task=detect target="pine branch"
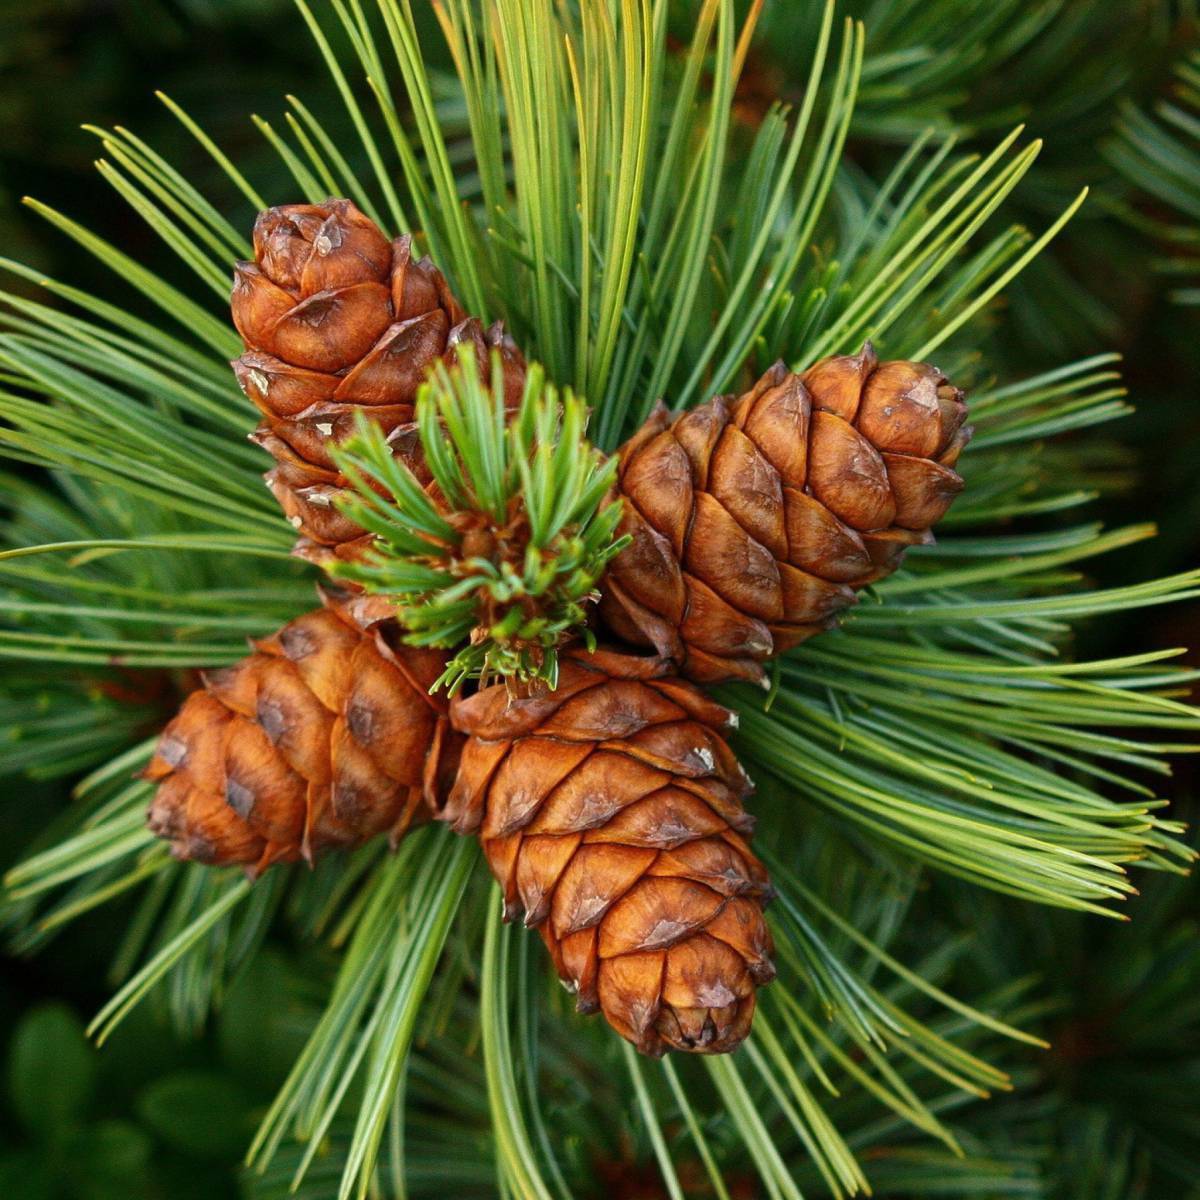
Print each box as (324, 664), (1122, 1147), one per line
(0, 2), (1195, 1198)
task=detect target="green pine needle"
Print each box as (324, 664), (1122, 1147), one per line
(0, 2), (1197, 1197)
(1105, 48), (1200, 304)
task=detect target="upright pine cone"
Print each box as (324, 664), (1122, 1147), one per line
(441, 646), (775, 1055)
(600, 348), (969, 683)
(229, 199), (525, 564)
(144, 590), (455, 874)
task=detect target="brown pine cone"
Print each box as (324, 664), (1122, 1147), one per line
(599, 346), (969, 683)
(144, 590), (456, 874)
(229, 199), (526, 564)
(441, 646), (775, 1056)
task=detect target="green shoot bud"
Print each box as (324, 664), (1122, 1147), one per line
(327, 345), (629, 693)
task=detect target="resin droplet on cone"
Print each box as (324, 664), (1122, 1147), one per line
(600, 345), (969, 684)
(144, 590), (457, 875)
(230, 199), (526, 564)
(442, 646), (775, 1055)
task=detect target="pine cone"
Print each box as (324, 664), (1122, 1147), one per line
(441, 646), (775, 1055)
(230, 199), (526, 563)
(144, 590), (456, 873)
(599, 348), (969, 683)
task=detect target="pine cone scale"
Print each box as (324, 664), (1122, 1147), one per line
(552, 844), (658, 937)
(447, 647), (774, 1055)
(782, 487), (873, 580)
(273, 283), (394, 371)
(333, 310), (451, 403)
(882, 451), (965, 528)
(144, 591), (455, 872)
(602, 344), (970, 683)
(230, 199), (526, 565)
(708, 424), (788, 558)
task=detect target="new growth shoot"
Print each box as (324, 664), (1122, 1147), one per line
(329, 345), (628, 692)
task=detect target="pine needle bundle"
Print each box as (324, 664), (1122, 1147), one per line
(1, 2), (1197, 1197)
